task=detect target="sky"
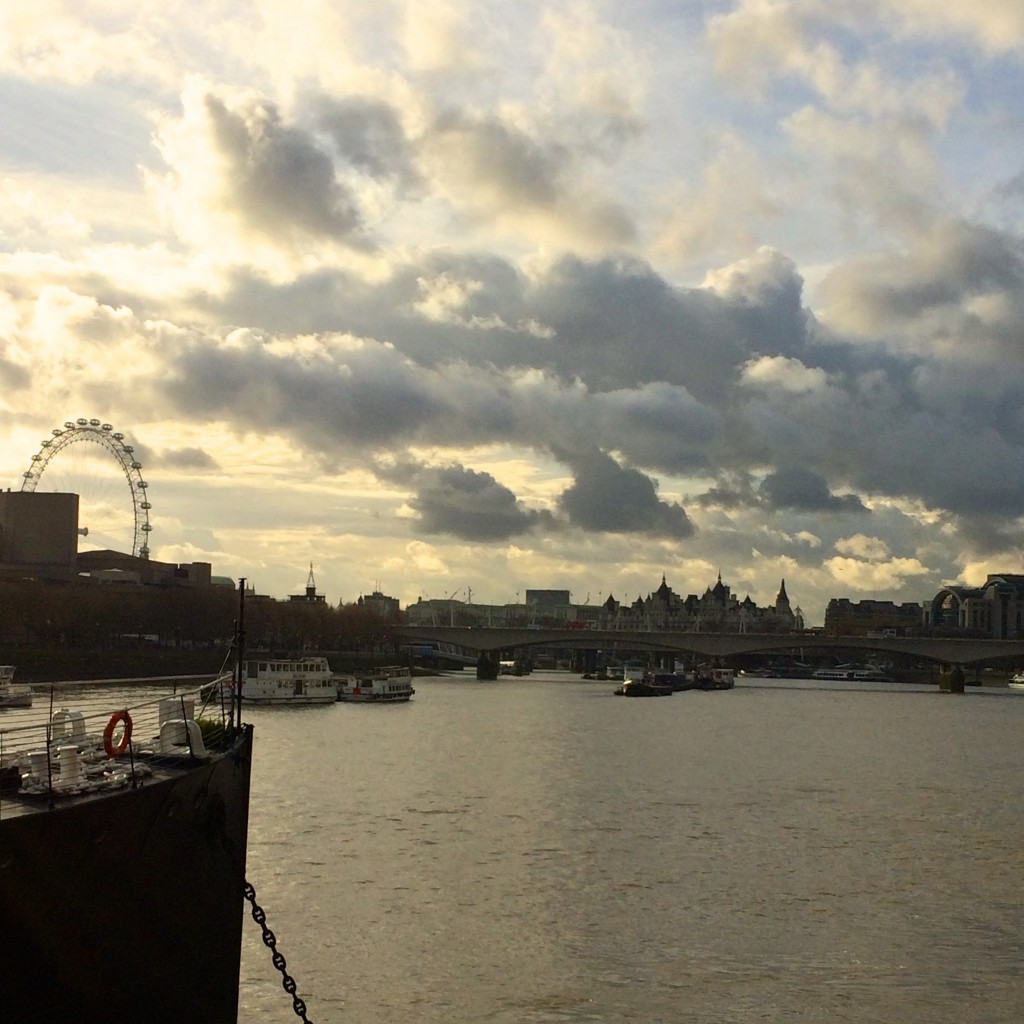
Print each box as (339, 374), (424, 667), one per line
(1, 1), (1023, 624)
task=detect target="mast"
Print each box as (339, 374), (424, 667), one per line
(234, 577), (246, 727)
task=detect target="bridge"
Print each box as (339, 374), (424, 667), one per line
(389, 625), (1024, 669)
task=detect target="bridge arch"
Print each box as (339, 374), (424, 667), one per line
(389, 625), (1024, 668)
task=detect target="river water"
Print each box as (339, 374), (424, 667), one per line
(237, 673), (1024, 1024)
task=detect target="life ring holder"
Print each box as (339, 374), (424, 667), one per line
(103, 710), (133, 758)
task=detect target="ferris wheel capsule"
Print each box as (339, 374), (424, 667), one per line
(76, 418), (88, 426)
(102, 424), (112, 431)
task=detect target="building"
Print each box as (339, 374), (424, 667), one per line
(76, 550), (212, 587)
(288, 564), (327, 604)
(358, 589), (400, 621)
(924, 574), (1024, 639)
(597, 574), (802, 633)
(0, 490), (79, 579)
(823, 598), (924, 636)
(0, 491), (214, 588)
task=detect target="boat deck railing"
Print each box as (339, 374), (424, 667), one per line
(0, 680), (236, 816)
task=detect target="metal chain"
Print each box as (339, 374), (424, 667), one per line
(244, 880), (314, 1022)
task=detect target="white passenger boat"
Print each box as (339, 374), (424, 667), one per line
(0, 665), (32, 709)
(1009, 671), (1024, 690)
(219, 655), (337, 705)
(336, 665), (415, 703)
(812, 665), (888, 681)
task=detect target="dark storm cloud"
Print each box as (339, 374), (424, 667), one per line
(555, 448), (694, 538)
(759, 467), (867, 513)
(315, 96), (421, 189)
(201, 91), (366, 244)
(383, 461), (555, 541)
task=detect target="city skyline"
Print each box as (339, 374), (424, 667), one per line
(2, 4), (1024, 627)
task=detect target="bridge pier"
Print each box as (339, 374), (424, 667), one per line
(939, 665), (965, 693)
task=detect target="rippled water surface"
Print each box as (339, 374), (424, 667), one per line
(238, 674), (1024, 1023)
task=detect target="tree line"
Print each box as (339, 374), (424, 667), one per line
(0, 577), (397, 657)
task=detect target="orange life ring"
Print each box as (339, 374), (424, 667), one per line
(103, 710), (133, 758)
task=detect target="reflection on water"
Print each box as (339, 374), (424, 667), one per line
(239, 674), (1024, 1023)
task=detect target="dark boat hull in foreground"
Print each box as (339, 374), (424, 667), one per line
(0, 693), (253, 1022)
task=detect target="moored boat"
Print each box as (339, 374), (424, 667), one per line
(812, 664), (889, 682)
(1009, 671), (1024, 690)
(650, 671), (698, 692)
(694, 667), (736, 690)
(337, 664), (415, 702)
(613, 677), (673, 697)
(219, 654), (337, 705)
(0, 676), (253, 1019)
(0, 665), (32, 709)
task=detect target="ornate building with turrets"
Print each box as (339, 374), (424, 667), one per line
(595, 574), (803, 633)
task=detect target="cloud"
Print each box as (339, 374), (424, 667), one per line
(418, 109), (636, 251)
(161, 446), (220, 471)
(316, 96), (421, 190)
(386, 460), (554, 541)
(835, 534), (891, 560)
(816, 219), (1024, 356)
(739, 354), (827, 394)
(824, 555), (933, 592)
(760, 467), (867, 513)
(153, 79), (368, 260)
(556, 448), (694, 539)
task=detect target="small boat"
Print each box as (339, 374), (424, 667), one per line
(219, 655), (337, 705)
(694, 667), (736, 690)
(337, 665), (415, 703)
(0, 665), (32, 709)
(1009, 671), (1024, 690)
(613, 677), (673, 697)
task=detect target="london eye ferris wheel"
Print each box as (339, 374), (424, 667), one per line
(20, 419), (153, 559)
